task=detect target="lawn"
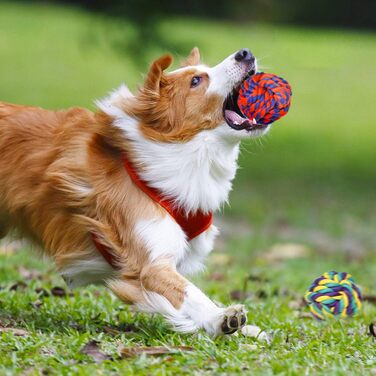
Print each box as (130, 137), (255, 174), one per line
(0, 2), (375, 375)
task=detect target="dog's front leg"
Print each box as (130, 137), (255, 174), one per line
(110, 262), (247, 336)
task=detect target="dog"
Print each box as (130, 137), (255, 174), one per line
(0, 47), (269, 336)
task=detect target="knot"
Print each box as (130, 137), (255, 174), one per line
(238, 72), (292, 126)
(304, 271), (362, 319)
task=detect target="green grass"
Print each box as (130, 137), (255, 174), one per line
(0, 2), (375, 375)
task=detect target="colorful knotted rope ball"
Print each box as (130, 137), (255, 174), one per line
(237, 72), (292, 126)
(304, 271), (362, 320)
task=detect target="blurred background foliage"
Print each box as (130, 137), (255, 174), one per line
(23, 0), (376, 29)
(9, 0), (376, 63)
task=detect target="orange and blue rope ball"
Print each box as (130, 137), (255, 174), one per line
(238, 72), (292, 126)
(304, 271), (362, 319)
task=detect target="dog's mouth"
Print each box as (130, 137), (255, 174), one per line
(223, 69), (264, 132)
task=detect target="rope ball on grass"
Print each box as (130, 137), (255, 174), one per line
(304, 271), (362, 320)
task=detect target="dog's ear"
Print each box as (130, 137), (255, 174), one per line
(181, 47), (200, 67)
(144, 54), (173, 93)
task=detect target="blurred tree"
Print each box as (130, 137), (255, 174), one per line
(49, 0), (376, 29)
(11, 0), (375, 64)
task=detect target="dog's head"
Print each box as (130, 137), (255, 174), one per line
(128, 48), (268, 142)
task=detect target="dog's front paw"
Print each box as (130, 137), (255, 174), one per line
(220, 304), (247, 334)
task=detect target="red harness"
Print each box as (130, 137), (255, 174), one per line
(92, 154), (213, 269)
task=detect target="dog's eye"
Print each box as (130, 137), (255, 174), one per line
(190, 76), (202, 88)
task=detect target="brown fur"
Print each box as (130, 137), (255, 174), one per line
(123, 53), (224, 143)
(0, 48), (223, 311)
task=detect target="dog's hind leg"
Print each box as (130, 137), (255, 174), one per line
(108, 277), (145, 306)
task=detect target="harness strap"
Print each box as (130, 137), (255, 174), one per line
(92, 154), (213, 269)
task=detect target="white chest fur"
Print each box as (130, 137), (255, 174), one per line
(122, 125), (241, 214)
(98, 88), (241, 215)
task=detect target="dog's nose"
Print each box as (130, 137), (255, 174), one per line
(235, 48), (255, 64)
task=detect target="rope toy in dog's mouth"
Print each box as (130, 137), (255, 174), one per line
(237, 72), (292, 127)
(304, 271), (362, 319)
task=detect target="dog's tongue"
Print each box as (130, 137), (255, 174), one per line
(225, 110), (251, 126)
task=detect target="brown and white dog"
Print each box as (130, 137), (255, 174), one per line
(0, 48), (268, 335)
